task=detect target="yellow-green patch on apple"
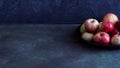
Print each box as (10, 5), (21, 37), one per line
(80, 24), (86, 33)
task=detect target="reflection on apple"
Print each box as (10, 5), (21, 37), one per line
(101, 22), (114, 32)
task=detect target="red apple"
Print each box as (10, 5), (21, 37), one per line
(115, 20), (120, 31)
(109, 28), (119, 37)
(111, 35), (120, 45)
(101, 22), (114, 32)
(82, 32), (94, 41)
(84, 18), (99, 33)
(103, 13), (119, 25)
(93, 32), (110, 45)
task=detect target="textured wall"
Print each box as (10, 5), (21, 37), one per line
(0, 0), (120, 24)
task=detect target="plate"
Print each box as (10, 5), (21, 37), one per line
(79, 24), (120, 49)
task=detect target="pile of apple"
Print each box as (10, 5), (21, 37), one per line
(80, 13), (120, 45)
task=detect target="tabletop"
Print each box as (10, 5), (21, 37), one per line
(0, 24), (120, 68)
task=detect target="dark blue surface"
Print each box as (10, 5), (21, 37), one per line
(0, 0), (120, 24)
(0, 24), (120, 68)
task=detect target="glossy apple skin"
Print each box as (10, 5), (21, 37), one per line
(103, 13), (119, 25)
(84, 18), (99, 33)
(93, 32), (110, 45)
(101, 22), (114, 32)
(115, 20), (120, 31)
(111, 35), (120, 45)
(82, 32), (94, 41)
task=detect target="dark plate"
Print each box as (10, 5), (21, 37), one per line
(79, 24), (120, 49)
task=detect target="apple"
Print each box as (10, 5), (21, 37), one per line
(101, 22), (114, 32)
(115, 20), (120, 31)
(111, 35), (120, 45)
(96, 22), (102, 33)
(109, 28), (119, 37)
(82, 32), (94, 41)
(80, 24), (86, 33)
(103, 13), (118, 25)
(93, 32), (110, 45)
(84, 18), (99, 33)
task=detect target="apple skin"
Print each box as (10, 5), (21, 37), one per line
(103, 13), (119, 25)
(80, 24), (86, 33)
(93, 32), (110, 45)
(84, 18), (99, 33)
(101, 22), (114, 32)
(96, 22), (102, 33)
(111, 35), (120, 45)
(109, 28), (119, 37)
(115, 20), (120, 31)
(82, 32), (94, 41)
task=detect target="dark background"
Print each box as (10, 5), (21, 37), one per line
(0, 0), (120, 24)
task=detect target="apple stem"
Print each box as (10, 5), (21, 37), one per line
(100, 33), (104, 36)
(91, 20), (95, 23)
